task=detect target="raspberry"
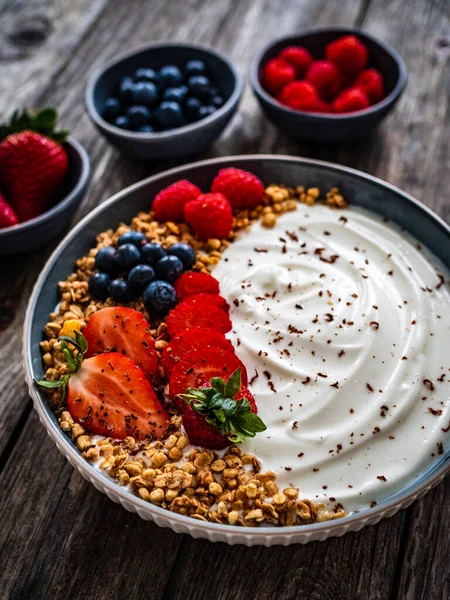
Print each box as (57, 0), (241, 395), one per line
(332, 87), (370, 113)
(313, 100), (333, 113)
(184, 192), (233, 240)
(277, 81), (319, 111)
(306, 60), (344, 100)
(263, 58), (296, 93)
(354, 68), (385, 104)
(152, 179), (201, 222)
(278, 46), (313, 76)
(325, 35), (369, 77)
(211, 168), (264, 210)
(174, 271), (220, 300)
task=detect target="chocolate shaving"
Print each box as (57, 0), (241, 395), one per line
(370, 321), (379, 330)
(423, 378), (435, 391)
(366, 383), (374, 392)
(428, 407), (442, 416)
(436, 274), (445, 289)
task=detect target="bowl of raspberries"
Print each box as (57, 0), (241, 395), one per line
(250, 27), (407, 143)
(85, 42), (244, 160)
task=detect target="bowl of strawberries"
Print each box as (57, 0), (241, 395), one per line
(0, 108), (90, 255)
(250, 27), (407, 143)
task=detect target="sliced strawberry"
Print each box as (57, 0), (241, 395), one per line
(166, 294), (232, 336)
(161, 327), (234, 377)
(181, 404), (230, 450)
(83, 307), (160, 385)
(234, 386), (257, 413)
(173, 271), (220, 301)
(67, 353), (169, 441)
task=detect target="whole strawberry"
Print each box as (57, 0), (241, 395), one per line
(0, 108), (69, 222)
(0, 191), (19, 228)
(152, 179), (201, 222)
(211, 168), (264, 210)
(184, 192), (233, 240)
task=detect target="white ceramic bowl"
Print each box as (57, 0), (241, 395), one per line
(23, 155), (450, 546)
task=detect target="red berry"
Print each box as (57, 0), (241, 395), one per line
(278, 46), (313, 76)
(211, 168), (264, 210)
(174, 271), (220, 301)
(313, 100), (333, 113)
(263, 58), (296, 93)
(165, 293), (232, 337)
(306, 60), (344, 100)
(325, 35), (369, 77)
(277, 81), (319, 111)
(184, 192), (233, 240)
(152, 179), (201, 222)
(354, 68), (385, 104)
(332, 87), (370, 113)
(0, 191), (19, 228)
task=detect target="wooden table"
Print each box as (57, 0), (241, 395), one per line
(0, 1), (449, 598)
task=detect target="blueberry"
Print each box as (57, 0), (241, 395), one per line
(126, 105), (152, 126)
(154, 101), (184, 129)
(158, 65), (184, 89)
(155, 255), (184, 282)
(184, 59), (207, 77)
(95, 246), (116, 274)
(138, 124), (155, 133)
(185, 97), (202, 121)
(131, 81), (158, 106)
(198, 105), (217, 119)
(134, 68), (158, 83)
(141, 242), (166, 266)
(168, 243), (196, 270)
(114, 115), (132, 129)
(128, 264), (155, 294)
(89, 272), (111, 300)
(188, 75), (211, 98)
(115, 243), (141, 272)
(118, 230), (147, 248)
(108, 279), (133, 303)
(163, 86), (188, 103)
(143, 280), (177, 315)
(119, 77), (135, 101)
(103, 98), (121, 122)
(212, 95), (224, 108)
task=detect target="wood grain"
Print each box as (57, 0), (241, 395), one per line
(0, 0), (449, 598)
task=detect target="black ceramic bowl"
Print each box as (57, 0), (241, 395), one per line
(250, 27), (408, 143)
(85, 43), (244, 160)
(0, 137), (90, 256)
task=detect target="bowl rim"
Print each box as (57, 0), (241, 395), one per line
(0, 136), (91, 237)
(85, 41), (245, 141)
(249, 26), (408, 120)
(24, 154), (450, 541)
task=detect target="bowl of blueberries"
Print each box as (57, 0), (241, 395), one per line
(89, 230), (195, 315)
(85, 42), (244, 160)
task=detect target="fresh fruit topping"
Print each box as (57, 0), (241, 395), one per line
(89, 272), (111, 301)
(332, 87), (370, 113)
(211, 168), (265, 210)
(277, 81), (319, 111)
(168, 242), (196, 270)
(118, 230), (148, 248)
(166, 293), (232, 336)
(354, 68), (385, 104)
(278, 46), (313, 76)
(115, 243), (141, 272)
(184, 192), (233, 240)
(155, 255), (184, 283)
(263, 58), (296, 93)
(178, 368), (265, 449)
(306, 60), (343, 99)
(83, 306), (160, 383)
(59, 319), (83, 339)
(161, 327), (233, 378)
(95, 246), (117, 274)
(128, 264), (155, 294)
(108, 278), (133, 303)
(178, 292), (229, 313)
(0, 108), (69, 223)
(0, 191), (19, 228)
(325, 35), (369, 76)
(141, 242), (167, 266)
(173, 271), (220, 300)
(152, 179), (201, 222)
(143, 280), (177, 315)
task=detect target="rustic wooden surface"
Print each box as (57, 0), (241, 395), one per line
(0, 0), (449, 598)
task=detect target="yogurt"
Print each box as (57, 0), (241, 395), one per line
(212, 203), (450, 513)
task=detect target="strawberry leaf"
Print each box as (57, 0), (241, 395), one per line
(0, 107), (69, 143)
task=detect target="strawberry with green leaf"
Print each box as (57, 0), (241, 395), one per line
(35, 332), (169, 441)
(0, 108), (69, 222)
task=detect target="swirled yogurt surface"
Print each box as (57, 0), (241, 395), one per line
(212, 203), (450, 513)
